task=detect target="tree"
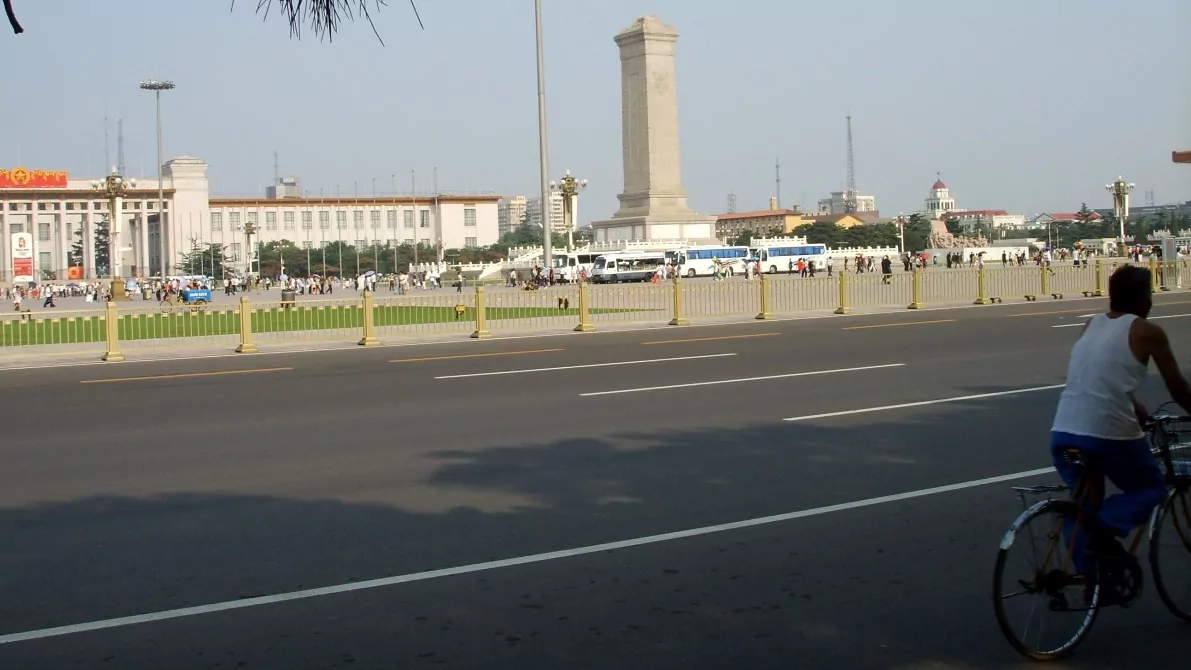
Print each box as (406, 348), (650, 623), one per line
(491, 224), (566, 254)
(180, 239), (231, 279)
(943, 216), (963, 235)
(71, 216), (111, 277)
(6, 1), (425, 40)
(732, 229), (756, 246)
(1074, 202), (1096, 225)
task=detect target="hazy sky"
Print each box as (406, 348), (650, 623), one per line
(2, 0), (1188, 221)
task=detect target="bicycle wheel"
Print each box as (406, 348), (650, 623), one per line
(993, 500), (1101, 660)
(1150, 485), (1191, 622)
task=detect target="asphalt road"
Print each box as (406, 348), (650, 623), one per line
(3, 294), (1191, 668)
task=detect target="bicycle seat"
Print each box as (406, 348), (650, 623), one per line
(1060, 448), (1103, 475)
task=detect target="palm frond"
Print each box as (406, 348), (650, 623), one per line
(235, 0), (424, 43)
(4, 0), (24, 34)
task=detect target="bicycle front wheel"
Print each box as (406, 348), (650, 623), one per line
(1150, 485), (1191, 622)
(993, 500), (1101, 661)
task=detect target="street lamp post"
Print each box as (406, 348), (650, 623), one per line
(550, 170), (587, 251)
(534, 0), (553, 271)
(1106, 176), (1136, 256)
(895, 212), (906, 254)
(140, 79), (175, 278)
(91, 169), (136, 300)
(244, 221), (258, 280)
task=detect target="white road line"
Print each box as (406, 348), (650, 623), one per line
(1055, 313), (1191, 328)
(0, 465), (1054, 645)
(580, 363), (906, 397)
(434, 353), (736, 379)
(784, 384), (1066, 422)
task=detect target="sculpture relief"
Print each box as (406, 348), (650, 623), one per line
(929, 219), (989, 248)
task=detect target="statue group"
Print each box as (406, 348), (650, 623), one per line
(928, 219), (989, 249)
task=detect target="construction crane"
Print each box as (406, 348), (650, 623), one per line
(844, 115), (856, 213)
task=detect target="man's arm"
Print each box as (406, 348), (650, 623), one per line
(1139, 321), (1191, 414)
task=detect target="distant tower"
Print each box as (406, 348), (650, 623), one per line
(775, 157), (781, 209)
(103, 110), (110, 173)
(1145, 189), (1155, 207)
(844, 115), (856, 213)
(116, 118), (126, 176)
(273, 149), (281, 185)
(727, 191), (737, 213)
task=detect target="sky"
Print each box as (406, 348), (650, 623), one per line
(2, 0), (1189, 222)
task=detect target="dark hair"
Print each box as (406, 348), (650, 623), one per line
(1108, 265), (1151, 312)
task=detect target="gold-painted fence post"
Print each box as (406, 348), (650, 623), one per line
(101, 300), (124, 362)
(973, 266), (990, 305)
(574, 281), (595, 332)
(668, 275), (690, 326)
(907, 268), (924, 309)
(1150, 256), (1167, 292)
(833, 270), (851, 315)
(1040, 264), (1051, 296)
(1093, 258), (1105, 297)
(755, 270), (774, 320)
(235, 295), (258, 353)
(358, 290), (380, 346)
(470, 284), (492, 339)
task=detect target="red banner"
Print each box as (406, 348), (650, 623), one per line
(13, 257), (32, 278)
(0, 167), (68, 189)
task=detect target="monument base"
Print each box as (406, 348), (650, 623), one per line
(590, 214), (718, 244)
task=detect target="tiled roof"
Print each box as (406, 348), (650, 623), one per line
(932, 180), (947, 190)
(714, 209), (800, 221)
(947, 209), (1009, 217)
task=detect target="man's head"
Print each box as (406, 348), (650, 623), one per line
(1108, 265), (1152, 318)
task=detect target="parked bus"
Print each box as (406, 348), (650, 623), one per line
(590, 252), (667, 283)
(665, 245), (750, 278)
(751, 243), (829, 274)
(550, 251), (601, 281)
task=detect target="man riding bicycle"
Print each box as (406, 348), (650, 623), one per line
(1050, 265), (1191, 599)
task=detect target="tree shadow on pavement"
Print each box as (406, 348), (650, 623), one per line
(1, 383), (1185, 670)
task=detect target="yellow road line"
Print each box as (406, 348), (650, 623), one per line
(391, 348), (563, 363)
(81, 367), (293, 384)
(642, 333), (780, 345)
(842, 319), (955, 331)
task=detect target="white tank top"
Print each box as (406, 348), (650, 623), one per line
(1052, 313), (1147, 439)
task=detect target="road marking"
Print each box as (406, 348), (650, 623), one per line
(1053, 313), (1191, 328)
(784, 384), (1066, 421)
(580, 363), (905, 397)
(434, 353), (737, 379)
(391, 348), (563, 363)
(80, 367), (293, 384)
(841, 319), (954, 331)
(0, 465), (1054, 645)
(642, 333), (780, 345)
(1007, 308), (1094, 318)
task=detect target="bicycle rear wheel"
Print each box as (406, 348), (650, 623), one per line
(1150, 485), (1191, 622)
(993, 500), (1101, 660)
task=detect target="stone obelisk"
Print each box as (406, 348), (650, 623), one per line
(591, 16), (715, 243)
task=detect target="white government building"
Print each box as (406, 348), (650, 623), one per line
(0, 156), (501, 283)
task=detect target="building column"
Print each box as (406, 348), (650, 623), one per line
(83, 209), (95, 280)
(139, 206), (149, 277)
(0, 206), (7, 284)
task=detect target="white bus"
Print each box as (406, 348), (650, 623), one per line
(590, 252), (667, 283)
(751, 243), (829, 274)
(666, 245), (750, 278)
(550, 251), (601, 282)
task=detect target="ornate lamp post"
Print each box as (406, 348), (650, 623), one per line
(91, 169), (136, 300)
(244, 220), (258, 277)
(550, 169), (587, 251)
(1106, 176), (1135, 256)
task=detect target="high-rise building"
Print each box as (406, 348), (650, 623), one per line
(818, 190), (876, 215)
(526, 193), (565, 233)
(497, 195), (528, 236)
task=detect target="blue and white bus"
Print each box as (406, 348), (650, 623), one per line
(751, 243), (829, 274)
(666, 245), (751, 278)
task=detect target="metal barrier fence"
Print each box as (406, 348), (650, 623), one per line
(8, 257), (1185, 361)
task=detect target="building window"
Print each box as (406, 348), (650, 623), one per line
(464, 208), (477, 227)
(39, 251), (52, 271)
(265, 211), (277, 230)
(353, 210), (364, 229)
(229, 242), (242, 260)
(283, 211), (295, 230)
(8, 223), (23, 234)
(336, 211), (347, 229)
(302, 241), (313, 250)
(301, 211), (313, 230)
(229, 212), (241, 231)
(386, 238), (398, 247)
(38, 222), (51, 241)
(464, 237), (477, 248)
(210, 212), (223, 231)
(370, 210), (381, 229)
(319, 211), (330, 230)
(419, 210), (429, 228)
(419, 237), (430, 246)
(246, 211), (258, 226)
(403, 210), (414, 228)
(387, 210), (397, 229)
(354, 239), (367, 248)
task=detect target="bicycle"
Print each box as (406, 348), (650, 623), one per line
(992, 404), (1191, 661)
